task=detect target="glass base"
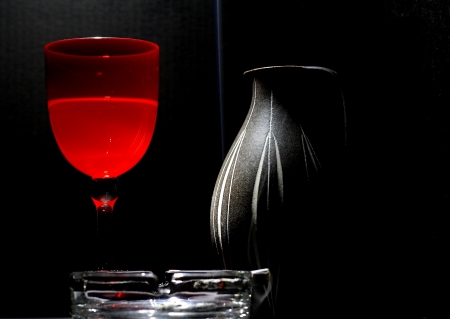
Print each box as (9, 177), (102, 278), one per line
(69, 269), (267, 319)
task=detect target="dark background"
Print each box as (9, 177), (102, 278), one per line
(0, 0), (449, 318)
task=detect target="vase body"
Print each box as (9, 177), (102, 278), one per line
(210, 66), (347, 318)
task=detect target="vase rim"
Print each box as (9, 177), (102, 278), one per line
(243, 65), (336, 75)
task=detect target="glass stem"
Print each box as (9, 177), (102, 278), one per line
(90, 177), (119, 270)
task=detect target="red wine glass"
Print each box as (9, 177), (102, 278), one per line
(44, 37), (159, 269)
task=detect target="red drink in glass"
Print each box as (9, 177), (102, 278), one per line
(45, 37), (159, 178)
(48, 97), (157, 178)
(44, 37), (159, 269)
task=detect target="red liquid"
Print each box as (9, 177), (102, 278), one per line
(48, 97), (157, 179)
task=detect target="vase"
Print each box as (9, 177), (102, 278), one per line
(210, 65), (347, 318)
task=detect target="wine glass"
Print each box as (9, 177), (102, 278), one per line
(44, 37), (159, 270)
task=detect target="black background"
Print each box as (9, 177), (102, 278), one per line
(1, 0), (449, 318)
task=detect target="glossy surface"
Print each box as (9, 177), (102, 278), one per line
(70, 269), (259, 319)
(45, 37), (159, 102)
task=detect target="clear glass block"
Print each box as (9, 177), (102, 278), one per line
(70, 269), (268, 319)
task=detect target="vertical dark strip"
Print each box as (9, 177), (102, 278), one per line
(214, 0), (225, 161)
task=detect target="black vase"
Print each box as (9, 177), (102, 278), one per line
(210, 65), (347, 318)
